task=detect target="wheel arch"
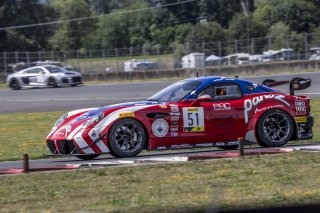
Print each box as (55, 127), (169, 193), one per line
(253, 108), (296, 145)
(106, 117), (150, 150)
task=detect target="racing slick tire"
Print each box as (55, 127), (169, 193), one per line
(108, 118), (146, 158)
(257, 109), (293, 147)
(9, 78), (21, 90)
(47, 77), (58, 88)
(217, 145), (238, 150)
(76, 154), (100, 160)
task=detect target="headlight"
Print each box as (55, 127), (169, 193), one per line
(53, 113), (68, 128)
(83, 112), (104, 127)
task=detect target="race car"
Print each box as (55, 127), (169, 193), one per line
(6, 65), (82, 90)
(46, 76), (313, 159)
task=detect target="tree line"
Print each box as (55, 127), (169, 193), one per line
(0, 0), (320, 53)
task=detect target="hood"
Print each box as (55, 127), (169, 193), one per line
(64, 71), (80, 75)
(74, 101), (160, 122)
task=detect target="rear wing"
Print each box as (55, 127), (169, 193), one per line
(262, 77), (311, 96)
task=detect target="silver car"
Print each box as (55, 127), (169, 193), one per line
(6, 65), (82, 90)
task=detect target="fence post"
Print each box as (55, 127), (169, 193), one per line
(286, 35), (290, 61)
(115, 48), (120, 72)
(38, 51), (42, 61)
(251, 38), (255, 55)
(26, 51), (30, 67)
(202, 41), (205, 54)
(268, 36), (272, 50)
(23, 154), (29, 173)
(130, 47), (133, 57)
(3, 52), (7, 76)
(51, 50), (54, 60)
(218, 41), (222, 68)
(15, 51), (18, 63)
(186, 42), (190, 54)
(304, 33), (308, 60)
(234, 40), (238, 53)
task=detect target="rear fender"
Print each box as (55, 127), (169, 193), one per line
(244, 101), (295, 143)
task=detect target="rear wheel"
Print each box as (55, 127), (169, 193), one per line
(108, 118), (146, 158)
(9, 78), (20, 90)
(76, 154), (100, 160)
(257, 109), (293, 147)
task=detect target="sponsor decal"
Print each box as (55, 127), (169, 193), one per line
(215, 141), (239, 146)
(91, 130), (97, 138)
(214, 120), (234, 127)
(254, 105), (284, 113)
(244, 94), (290, 123)
(170, 112), (181, 116)
(295, 116), (307, 123)
(214, 78), (235, 82)
(152, 119), (169, 137)
(171, 121), (179, 125)
(170, 105), (180, 113)
(213, 103), (231, 111)
(171, 132), (179, 137)
(295, 100), (306, 112)
(170, 144), (193, 149)
(182, 107), (205, 132)
(118, 112), (135, 118)
(65, 125), (72, 137)
(171, 116), (180, 122)
(170, 125), (179, 132)
(156, 146), (167, 150)
(196, 143), (213, 147)
(159, 104), (167, 109)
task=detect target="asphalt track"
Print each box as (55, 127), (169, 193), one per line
(0, 72), (320, 114)
(1, 143), (320, 171)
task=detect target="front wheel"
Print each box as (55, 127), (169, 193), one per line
(9, 78), (21, 90)
(47, 78), (58, 88)
(108, 118), (146, 158)
(257, 109), (293, 147)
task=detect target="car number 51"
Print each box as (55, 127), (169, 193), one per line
(182, 107), (204, 132)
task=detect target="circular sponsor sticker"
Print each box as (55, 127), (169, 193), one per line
(152, 119), (169, 137)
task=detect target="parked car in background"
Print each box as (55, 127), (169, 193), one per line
(6, 65), (82, 90)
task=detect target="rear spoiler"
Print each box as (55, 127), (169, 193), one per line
(262, 77), (311, 96)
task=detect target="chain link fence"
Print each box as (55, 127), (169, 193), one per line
(1, 33), (320, 75)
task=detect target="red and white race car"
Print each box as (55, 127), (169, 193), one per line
(46, 76), (313, 159)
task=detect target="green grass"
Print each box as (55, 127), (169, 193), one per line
(0, 111), (65, 161)
(0, 100), (319, 162)
(0, 152), (320, 212)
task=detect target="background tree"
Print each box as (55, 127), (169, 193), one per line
(49, 0), (97, 50)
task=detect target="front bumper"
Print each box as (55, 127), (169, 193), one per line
(295, 115), (314, 140)
(46, 133), (107, 155)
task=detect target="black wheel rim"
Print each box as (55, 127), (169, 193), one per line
(262, 112), (290, 143)
(48, 79), (56, 87)
(114, 121), (143, 153)
(11, 80), (18, 89)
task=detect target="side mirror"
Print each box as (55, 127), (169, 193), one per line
(40, 71), (45, 75)
(190, 95), (212, 106)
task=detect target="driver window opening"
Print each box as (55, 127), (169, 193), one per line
(198, 84), (242, 101)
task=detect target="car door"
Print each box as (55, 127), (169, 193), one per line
(27, 68), (46, 86)
(198, 82), (247, 141)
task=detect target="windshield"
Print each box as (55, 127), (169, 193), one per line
(147, 80), (202, 102)
(46, 66), (65, 73)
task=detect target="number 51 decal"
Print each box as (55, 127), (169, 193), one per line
(182, 107), (204, 132)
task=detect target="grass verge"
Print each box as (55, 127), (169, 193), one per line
(0, 152), (320, 212)
(0, 100), (319, 162)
